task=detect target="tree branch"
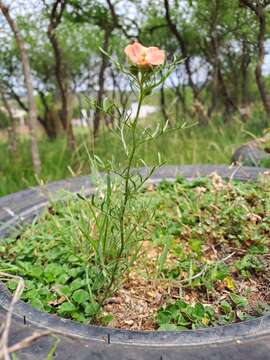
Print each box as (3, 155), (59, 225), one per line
(105, 0), (131, 39)
(240, 0), (258, 14)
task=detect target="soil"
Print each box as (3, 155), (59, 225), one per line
(101, 246), (270, 330)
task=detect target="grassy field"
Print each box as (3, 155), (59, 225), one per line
(0, 109), (269, 197)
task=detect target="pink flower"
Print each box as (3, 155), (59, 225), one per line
(124, 42), (165, 68)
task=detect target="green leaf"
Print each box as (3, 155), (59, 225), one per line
(84, 301), (100, 316)
(57, 302), (77, 314)
(44, 264), (64, 282)
(57, 273), (70, 284)
(237, 310), (251, 321)
(68, 267), (84, 279)
(67, 255), (81, 264)
(7, 280), (18, 291)
(25, 289), (40, 300)
(175, 300), (188, 310)
(72, 312), (87, 322)
(30, 298), (44, 311)
(185, 305), (199, 321)
(56, 285), (72, 297)
(220, 300), (232, 314)
(70, 278), (85, 291)
(189, 238), (202, 256)
(158, 323), (180, 331)
(176, 313), (189, 326)
(72, 289), (89, 304)
(157, 310), (172, 324)
(230, 293), (248, 308)
(100, 313), (114, 325)
(194, 303), (205, 319)
(249, 245), (268, 254)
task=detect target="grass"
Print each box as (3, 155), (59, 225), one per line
(1, 175), (269, 330)
(0, 109), (269, 197)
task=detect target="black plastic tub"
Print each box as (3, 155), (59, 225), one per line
(0, 165), (270, 360)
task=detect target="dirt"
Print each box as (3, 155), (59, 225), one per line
(100, 246), (270, 330)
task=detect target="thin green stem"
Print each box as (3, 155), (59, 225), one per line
(99, 74), (145, 305)
(119, 78), (144, 256)
(85, 265), (94, 303)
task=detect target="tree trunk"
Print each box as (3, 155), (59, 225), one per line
(38, 91), (63, 139)
(209, 0), (220, 115)
(0, 0), (41, 174)
(47, 0), (76, 148)
(160, 83), (169, 123)
(240, 40), (251, 120)
(110, 68), (129, 119)
(164, 0), (208, 125)
(1, 90), (17, 156)
(255, 7), (270, 116)
(175, 86), (186, 118)
(0, 1), (41, 174)
(93, 27), (110, 137)
(240, 0), (270, 116)
(169, 75), (188, 118)
(217, 68), (238, 121)
(241, 40), (250, 106)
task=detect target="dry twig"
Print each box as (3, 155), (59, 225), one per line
(0, 272), (53, 360)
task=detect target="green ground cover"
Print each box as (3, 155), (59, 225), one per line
(1, 175), (269, 330)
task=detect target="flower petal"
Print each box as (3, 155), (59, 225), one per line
(124, 42), (146, 64)
(147, 48), (165, 66)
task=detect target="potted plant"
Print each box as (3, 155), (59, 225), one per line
(0, 43), (269, 360)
